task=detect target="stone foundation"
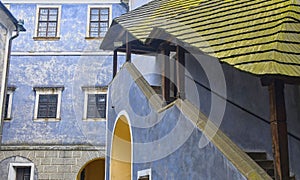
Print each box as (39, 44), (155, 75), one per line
(0, 145), (105, 180)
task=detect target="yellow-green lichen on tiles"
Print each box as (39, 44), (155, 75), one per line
(108, 0), (300, 77)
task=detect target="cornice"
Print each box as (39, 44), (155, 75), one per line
(2, 0), (120, 4)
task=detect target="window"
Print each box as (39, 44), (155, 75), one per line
(87, 6), (111, 38)
(82, 87), (107, 120)
(33, 87), (63, 121)
(16, 167), (31, 180)
(37, 94), (58, 118)
(4, 87), (15, 120)
(137, 169), (151, 180)
(8, 163), (34, 180)
(35, 5), (61, 39)
(87, 94), (107, 118)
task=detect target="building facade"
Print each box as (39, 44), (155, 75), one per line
(102, 0), (300, 179)
(0, 1), (25, 146)
(0, 1), (127, 179)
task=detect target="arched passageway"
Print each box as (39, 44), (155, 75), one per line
(77, 158), (105, 180)
(110, 115), (132, 180)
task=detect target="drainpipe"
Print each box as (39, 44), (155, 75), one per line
(0, 20), (22, 150)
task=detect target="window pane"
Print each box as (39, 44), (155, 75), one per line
(87, 94), (106, 118)
(39, 95), (49, 102)
(49, 15), (57, 21)
(100, 8), (108, 15)
(99, 32), (106, 37)
(90, 32), (98, 37)
(16, 167), (31, 180)
(38, 94), (58, 118)
(37, 8), (58, 37)
(49, 8), (58, 15)
(39, 22), (47, 28)
(40, 9), (48, 15)
(91, 8), (99, 15)
(90, 28), (98, 32)
(100, 22), (108, 28)
(100, 15), (108, 21)
(4, 94), (9, 118)
(48, 27), (57, 32)
(39, 14), (48, 21)
(38, 32), (47, 37)
(100, 27), (107, 32)
(47, 32), (56, 37)
(48, 95), (58, 102)
(90, 22), (99, 27)
(39, 27), (47, 32)
(89, 8), (109, 37)
(91, 15), (99, 21)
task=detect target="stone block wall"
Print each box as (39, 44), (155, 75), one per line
(0, 146), (105, 180)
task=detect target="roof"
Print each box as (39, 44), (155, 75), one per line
(0, 1), (26, 32)
(101, 0), (300, 78)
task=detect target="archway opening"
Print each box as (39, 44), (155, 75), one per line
(110, 115), (132, 180)
(77, 158), (105, 180)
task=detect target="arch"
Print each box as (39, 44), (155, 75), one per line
(76, 158), (105, 180)
(110, 114), (132, 180)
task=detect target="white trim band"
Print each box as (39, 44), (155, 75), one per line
(10, 51), (126, 56)
(2, 0), (120, 4)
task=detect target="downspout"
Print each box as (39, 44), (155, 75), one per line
(0, 21), (21, 150)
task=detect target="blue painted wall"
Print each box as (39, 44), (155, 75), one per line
(4, 56), (112, 145)
(9, 3), (127, 52)
(184, 53), (300, 177)
(106, 65), (247, 179)
(2, 2), (127, 146)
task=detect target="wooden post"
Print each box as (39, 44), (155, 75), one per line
(126, 32), (131, 62)
(113, 50), (118, 78)
(176, 45), (185, 99)
(161, 47), (170, 103)
(268, 79), (290, 180)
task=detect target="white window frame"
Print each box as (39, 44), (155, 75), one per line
(137, 168), (151, 180)
(4, 87), (15, 120)
(86, 5), (112, 38)
(34, 5), (62, 38)
(8, 163), (35, 180)
(82, 86), (108, 121)
(33, 87), (63, 121)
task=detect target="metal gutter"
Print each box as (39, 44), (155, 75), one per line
(0, 1), (26, 32)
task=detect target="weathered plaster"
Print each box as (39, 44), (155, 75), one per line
(2, 2), (127, 146)
(185, 53), (300, 177)
(3, 55), (118, 145)
(8, 3), (126, 52)
(106, 64), (249, 180)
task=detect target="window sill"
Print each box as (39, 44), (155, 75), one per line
(85, 37), (104, 40)
(4, 118), (11, 121)
(82, 118), (106, 122)
(33, 37), (60, 41)
(33, 118), (61, 122)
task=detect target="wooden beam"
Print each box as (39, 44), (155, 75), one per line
(262, 75), (300, 85)
(161, 47), (170, 103)
(176, 45), (185, 99)
(173, 59), (177, 98)
(268, 79), (290, 180)
(126, 32), (131, 62)
(113, 50), (118, 78)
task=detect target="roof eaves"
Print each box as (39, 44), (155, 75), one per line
(0, 2), (26, 32)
